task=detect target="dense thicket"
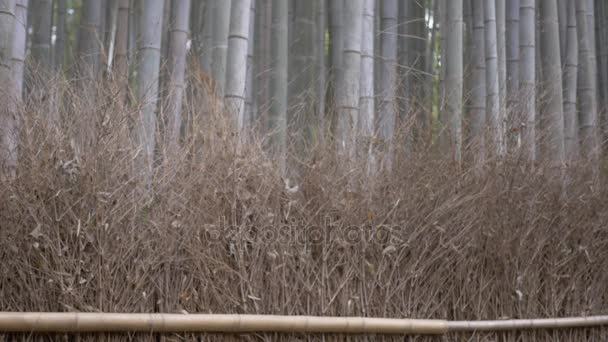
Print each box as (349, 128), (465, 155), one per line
(0, 1), (608, 340)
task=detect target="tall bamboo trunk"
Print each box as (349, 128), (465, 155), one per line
(160, 0), (171, 63)
(243, 0), (256, 129)
(496, 0), (507, 155)
(269, 0), (288, 174)
(470, 0), (486, 163)
(113, 0), (129, 79)
(78, 0), (104, 79)
(377, 0), (397, 168)
(11, 0), (27, 98)
(253, 0), (270, 121)
(336, 0), (363, 160)
(289, 0), (316, 140)
(484, 0), (503, 158)
(224, 0), (252, 132)
(359, 0), (374, 169)
(506, 0), (520, 151)
(575, 0), (599, 165)
(135, 0), (164, 173)
(30, 0), (53, 68)
(396, 0), (410, 151)
(416, 0), (433, 144)
(189, 0), (203, 56)
(557, 0), (567, 62)
(562, 0), (578, 159)
(54, 0), (67, 70)
(445, 0), (463, 162)
(539, 0), (565, 164)
(424, 0), (437, 146)
(0, 0), (16, 173)
(596, 0), (608, 146)
(315, 0), (326, 138)
(165, 0), (191, 152)
(399, 0), (427, 149)
(11, 0), (25, 105)
(127, 0), (137, 80)
(438, 0), (449, 153)
(328, 0), (343, 122)
(210, 0), (232, 97)
(103, 0), (119, 73)
(99, 0), (108, 53)
(520, 0), (536, 161)
(200, 0), (214, 72)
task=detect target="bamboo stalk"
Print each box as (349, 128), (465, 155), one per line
(0, 313), (606, 334)
(448, 316), (608, 332)
(0, 313), (448, 334)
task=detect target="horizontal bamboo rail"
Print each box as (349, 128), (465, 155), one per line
(0, 313), (447, 334)
(448, 316), (608, 332)
(0, 313), (607, 335)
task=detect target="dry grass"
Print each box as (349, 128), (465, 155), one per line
(1, 74), (607, 341)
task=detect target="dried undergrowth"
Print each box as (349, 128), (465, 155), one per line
(1, 75), (607, 341)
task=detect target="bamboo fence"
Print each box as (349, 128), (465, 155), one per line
(0, 313), (607, 335)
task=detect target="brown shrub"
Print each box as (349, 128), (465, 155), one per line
(0, 75), (607, 341)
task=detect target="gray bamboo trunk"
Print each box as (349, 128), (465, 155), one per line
(562, 0), (578, 159)
(160, 0), (171, 63)
(103, 0), (119, 72)
(399, 0), (413, 120)
(224, 0), (252, 131)
(520, 0), (536, 160)
(113, 0), (129, 78)
(315, 0), (326, 137)
(438, 0), (448, 153)
(210, 0), (232, 97)
(135, 0), (164, 173)
(11, 0), (27, 98)
(557, 0), (567, 62)
(189, 0), (203, 55)
(336, 0), (363, 159)
(399, 1), (426, 129)
(425, 0), (438, 136)
(128, 0), (137, 79)
(585, 0), (596, 100)
(445, 0), (464, 162)
(596, 0), (608, 143)
(289, 0), (316, 138)
(539, 0), (565, 164)
(359, 0), (374, 156)
(78, 0), (104, 79)
(378, 0), (398, 161)
(54, 0), (67, 70)
(9, 0), (28, 174)
(470, 0), (486, 162)
(200, 0), (214, 72)
(165, 0), (191, 150)
(485, 0), (502, 157)
(506, 0), (519, 150)
(496, 0), (507, 154)
(373, 0), (381, 96)
(269, 0), (287, 174)
(30, 0), (52, 68)
(576, 0), (599, 162)
(127, 0), (139, 65)
(0, 0), (16, 172)
(328, 0), (343, 117)
(99, 0), (108, 51)
(253, 0), (270, 118)
(244, 0), (256, 128)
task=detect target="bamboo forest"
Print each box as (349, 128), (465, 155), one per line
(1, 0), (608, 340)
